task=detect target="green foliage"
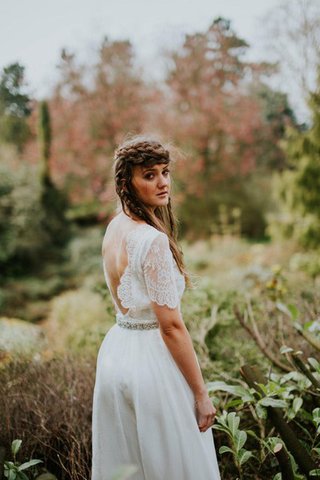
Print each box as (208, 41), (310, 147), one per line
(4, 439), (43, 479)
(0, 149), (49, 272)
(38, 101), (51, 182)
(253, 83), (297, 171)
(46, 287), (115, 353)
(178, 164), (270, 240)
(268, 67), (320, 248)
(289, 251), (320, 280)
(37, 101), (70, 251)
(0, 63), (31, 151)
(0, 146), (71, 276)
(1, 232), (319, 479)
(38, 178), (71, 249)
(0, 64), (31, 117)
(213, 411), (253, 478)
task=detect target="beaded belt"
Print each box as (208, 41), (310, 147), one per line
(117, 318), (159, 330)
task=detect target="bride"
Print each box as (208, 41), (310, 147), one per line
(91, 136), (221, 480)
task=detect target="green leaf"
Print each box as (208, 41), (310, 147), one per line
(19, 459), (43, 471)
(219, 446), (234, 456)
(276, 302), (293, 318)
(8, 470), (17, 480)
(310, 469), (320, 476)
(308, 357), (320, 372)
(293, 397), (303, 414)
(304, 320), (314, 330)
(212, 424), (229, 435)
(225, 398), (244, 409)
(263, 437), (283, 453)
(16, 472), (29, 480)
(238, 449), (253, 466)
(313, 408), (320, 427)
(280, 345), (294, 354)
(259, 398), (287, 408)
(227, 412), (240, 436)
(255, 403), (267, 419)
(273, 474), (282, 480)
(214, 410), (228, 429)
(287, 304), (299, 320)
(11, 440), (22, 456)
(235, 430), (247, 452)
(206, 381), (253, 402)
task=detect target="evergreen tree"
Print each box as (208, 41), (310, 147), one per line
(38, 100), (52, 185)
(0, 63), (31, 151)
(37, 100), (71, 249)
(252, 84), (298, 171)
(269, 66), (320, 247)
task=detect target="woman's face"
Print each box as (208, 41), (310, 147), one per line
(131, 163), (171, 210)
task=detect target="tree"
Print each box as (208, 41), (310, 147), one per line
(268, 66), (320, 247)
(164, 17), (276, 237)
(0, 63), (32, 151)
(49, 38), (148, 208)
(38, 100), (52, 184)
(37, 100), (71, 248)
(251, 84), (298, 171)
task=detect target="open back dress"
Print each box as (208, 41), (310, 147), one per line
(91, 212), (220, 480)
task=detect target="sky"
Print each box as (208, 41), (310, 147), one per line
(0, 0), (307, 120)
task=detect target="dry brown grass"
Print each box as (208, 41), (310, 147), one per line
(0, 352), (96, 480)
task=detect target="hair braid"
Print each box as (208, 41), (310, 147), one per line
(113, 135), (190, 285)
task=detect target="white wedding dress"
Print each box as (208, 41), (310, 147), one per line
(91, 214), (220, 480)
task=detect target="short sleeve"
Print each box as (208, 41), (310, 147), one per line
(142, 233), (179, 309)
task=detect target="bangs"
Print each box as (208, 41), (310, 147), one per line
(140, 156), (170, 168)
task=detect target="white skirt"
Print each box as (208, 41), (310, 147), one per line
(91, 323), (221, 480)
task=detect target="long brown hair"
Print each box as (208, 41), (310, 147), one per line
(113, 135), (190, 286)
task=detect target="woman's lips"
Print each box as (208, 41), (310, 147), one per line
(157, 192), (168, 197)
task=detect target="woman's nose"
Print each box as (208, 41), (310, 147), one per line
(158, 174), (169, 188)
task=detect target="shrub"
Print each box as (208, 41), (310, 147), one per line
(0, 353), (95, 480)
(0, 146), (70, 277)
(44, 286), (115, 354)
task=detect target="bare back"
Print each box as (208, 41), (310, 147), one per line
(102, 211), (146, 315)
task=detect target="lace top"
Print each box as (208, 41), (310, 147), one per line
(102, 223), (185, 325)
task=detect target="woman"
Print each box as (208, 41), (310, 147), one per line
(91, 136), (221, 480)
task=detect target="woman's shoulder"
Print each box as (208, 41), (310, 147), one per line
(104, 211), (168, 246)
(130, 223), (166, 245)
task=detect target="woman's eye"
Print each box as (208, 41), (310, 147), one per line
(144, 170), (169, 180)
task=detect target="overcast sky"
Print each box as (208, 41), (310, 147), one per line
(1, 0), (308, 119)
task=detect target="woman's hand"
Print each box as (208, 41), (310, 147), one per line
(195, 392), (217, 432)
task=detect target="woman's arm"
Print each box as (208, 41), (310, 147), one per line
(143, 232), (216, 431)
(152, 303), (216, 432)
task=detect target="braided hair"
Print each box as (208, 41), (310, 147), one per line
(114, 135), (190, 285)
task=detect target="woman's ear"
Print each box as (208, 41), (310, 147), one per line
(120, 179), (127, 193)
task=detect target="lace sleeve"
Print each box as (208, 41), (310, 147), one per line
(142, 233), (179, 309)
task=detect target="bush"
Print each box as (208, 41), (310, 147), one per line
(0, 317), (45, 358)
(0, 148), (48, 272)
(45, 286), (115, 354)
(178, 173), (270, 240)
(0, 353), (95, 480)
(0, 146), (70, 277)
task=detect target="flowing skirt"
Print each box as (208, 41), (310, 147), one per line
(91, 323), (220, 480)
